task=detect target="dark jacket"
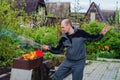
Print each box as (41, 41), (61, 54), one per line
(49, 28), (103, 60)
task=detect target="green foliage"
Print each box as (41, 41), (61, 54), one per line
(98, 51), (119, 58)
(86, 53), (98, 60)
(0, 0), (60, 67)
(0, 0), (11, 25)
(82, 21), (104, 34)
(81, 21), (120, 59)
(1, 0), (120, 67)
(0, 0), (29, 30)
(0, 24), (60, 66)
(115, 10), (119, 24)
(43, 52), (59, 60)
(29, 7), (46, 27)
(107, 16), (115, 25)
(0, 36), (23, 66)
(71, 13), (84, 24)
(108, 9), (120, 25)
(32, 26), (59, 46)
(8, 23), (60, 46)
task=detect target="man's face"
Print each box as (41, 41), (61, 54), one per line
(61, 22), (70, 33)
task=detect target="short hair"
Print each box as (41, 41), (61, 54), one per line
(61, 19), (72, 26)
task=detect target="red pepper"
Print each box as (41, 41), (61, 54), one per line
(36, 49), (44, 57)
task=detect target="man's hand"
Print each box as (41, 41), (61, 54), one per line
(101, 24), (110, 35)
(42, 45), (50, 51)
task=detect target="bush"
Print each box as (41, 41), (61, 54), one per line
(98, 51), (119, 58)
(81, 21), (120, 59)
(0, 0), (61, 66)
(0, 36), (23, 66)
(0, 24), (60, 66)
(86, 53), (98, 60)
(32, 26), (59, 46)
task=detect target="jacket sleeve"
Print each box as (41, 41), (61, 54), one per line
(48, 38), (65, 54)
(81, 30), (104, 42)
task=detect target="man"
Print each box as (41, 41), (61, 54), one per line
(42, 19), (109, 80)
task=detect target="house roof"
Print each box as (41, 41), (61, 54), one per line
(85, 2), (106, 22)
(101, 10), (115, 21)
(15, 0), (46, 14)
(45, 2), (71, 18)
(84, 2), (115, 23)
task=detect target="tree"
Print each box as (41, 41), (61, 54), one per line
(115, 9), (119, 24)
(71, 0), (84, 27)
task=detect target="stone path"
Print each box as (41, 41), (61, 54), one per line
(64, 60), (120, 80)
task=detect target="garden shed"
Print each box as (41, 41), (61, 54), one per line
(84, 2), (115, 24)
(14, 0), (47, 27)
(14, 0), (47, 15)
(45, 2), (71, 25)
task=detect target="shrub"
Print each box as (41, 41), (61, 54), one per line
(81, 21), (120, 58)
(0, 36), (24, 66)
(98, 51), (119, 58)
(0, 24), (60, 66)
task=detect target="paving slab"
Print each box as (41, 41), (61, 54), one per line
(64, 60), (120, 80)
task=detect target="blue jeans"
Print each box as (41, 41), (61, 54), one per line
(53, 58), (86, 80)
